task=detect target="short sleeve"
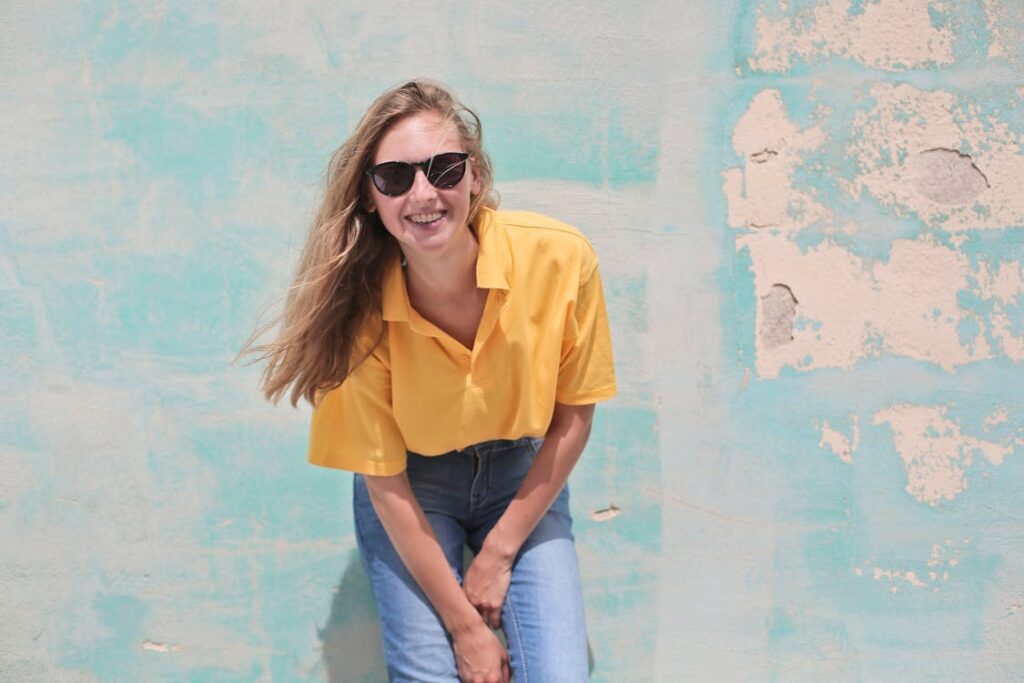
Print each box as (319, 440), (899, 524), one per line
(555, 261), (617, 404)
(307, 342), (408, 475)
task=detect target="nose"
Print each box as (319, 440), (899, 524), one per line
(408, 167), (438, 202)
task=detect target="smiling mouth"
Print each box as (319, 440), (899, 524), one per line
(407, 211), (445, 225)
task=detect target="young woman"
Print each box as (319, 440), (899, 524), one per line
(252, 80), (616, 682)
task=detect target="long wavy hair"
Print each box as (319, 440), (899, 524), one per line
(241, 80), (498, 406)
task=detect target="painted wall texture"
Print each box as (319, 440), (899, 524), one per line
(2, 1), (1022, 681)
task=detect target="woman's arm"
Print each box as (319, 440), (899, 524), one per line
(463, 402), (595, 627)
(363, 472), (511, 682)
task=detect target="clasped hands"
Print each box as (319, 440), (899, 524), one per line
(463, 539), (514, 629)
(451, 538), (516, 682)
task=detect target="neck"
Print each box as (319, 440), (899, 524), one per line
(403, 227), (479, 301)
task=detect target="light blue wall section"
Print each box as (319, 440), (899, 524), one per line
(2, 1), (1021, 681)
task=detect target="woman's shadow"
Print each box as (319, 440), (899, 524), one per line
(319, 550), (387, 682)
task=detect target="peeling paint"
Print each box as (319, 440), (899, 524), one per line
(873, 404), (1015, 505)
(723, 89), (830, 232)
(983, 407), (1009, 429)
(759, 284), (798, 349)
(141, 640), (181, 653)
(975, 261), (1024, 305)
(984, 0), (1024, 64)
(724, 86), (1024, 376)
(872, 567), (927, 587)
(856, 539), (969, 592)
(591, 504), (622, 522)
(748, 0), (956, 73)
(817, 417), (857, 464)
(908, 148), (989, 206)
(739, 232), (992, 376)
(848, 83), (1024, 231)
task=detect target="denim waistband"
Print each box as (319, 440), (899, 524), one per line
(411, 435), (541, 460)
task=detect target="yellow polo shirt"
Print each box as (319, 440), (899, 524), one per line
(307, 208), (616, 475)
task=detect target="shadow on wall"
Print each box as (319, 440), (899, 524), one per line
(319, 550), (387, 682)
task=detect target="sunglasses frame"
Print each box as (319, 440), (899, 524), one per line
(366, 152), (471, 197)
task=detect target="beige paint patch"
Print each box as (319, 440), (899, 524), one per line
(818, 417), (858, 464)
(722, 89), (830, 232)
(986, 0), (1007, 58)
(873, 404), (1014, 505)
(847, 83), (1024, 230)
(975, 260), (1024, 305)
(984, 0), (1024, 62)
(748, 0), (955, 73)
(990, 311), (1024, 362)
(872, 567), (926, 587)
(726, 90), (1024, 375)
(726, 90), (1023, 375)
(739, 231), (991, 377)
(856, 539), (967, 591)
(983, 406), (1010, 429)
(975, 260), (1024, 361)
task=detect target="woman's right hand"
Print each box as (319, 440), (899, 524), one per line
(451, 620), (510, 683)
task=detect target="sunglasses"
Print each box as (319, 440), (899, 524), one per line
(366, 152), (470, 197)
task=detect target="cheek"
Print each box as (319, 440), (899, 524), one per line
(371, 193), (398, 216)
(363, 182), (381, 213)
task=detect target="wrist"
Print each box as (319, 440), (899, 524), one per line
(442, 600), (486, 636)
(482, 525), (520, 564)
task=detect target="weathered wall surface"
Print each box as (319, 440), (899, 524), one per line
(1, 1), (1021, 681)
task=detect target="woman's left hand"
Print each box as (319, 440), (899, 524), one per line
(463, 544), (513, 629)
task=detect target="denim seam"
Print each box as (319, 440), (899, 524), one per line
(469, 452), (480, 513)
(505, 588), (529, 683)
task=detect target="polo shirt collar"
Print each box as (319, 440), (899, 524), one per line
(381, 208), (511, 323)
(474, 207), (511, 291)
(381, 256), (408, 322)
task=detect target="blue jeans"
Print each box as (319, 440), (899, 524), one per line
(354, 437), (589, 682)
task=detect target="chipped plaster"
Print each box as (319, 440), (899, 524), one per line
(748, 0), (956, 73)
(874, 404), (1014, 505)
(818, 418), (857, 464)
(848, 83), (1024, 231)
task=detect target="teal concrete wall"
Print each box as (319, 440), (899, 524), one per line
(1, 1), (1021, 681)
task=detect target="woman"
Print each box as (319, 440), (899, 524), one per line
(251, 80), (616, 682)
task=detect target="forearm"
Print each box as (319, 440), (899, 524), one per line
(484, 402), (595, 561)
(363, 472), (482, 635)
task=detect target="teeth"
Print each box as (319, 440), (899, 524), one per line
(409, 212), (443, 224)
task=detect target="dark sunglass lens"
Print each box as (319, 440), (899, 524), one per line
(427, 154), (467, 189)
(373, 162), (415, 195)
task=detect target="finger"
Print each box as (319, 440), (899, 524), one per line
(502, 658), (511, 683)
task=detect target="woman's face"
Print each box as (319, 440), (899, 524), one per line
(368, 111), (481, 261)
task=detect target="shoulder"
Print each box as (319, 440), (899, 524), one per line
(492, 210), (599, 279)
(351, 313), (390, 368)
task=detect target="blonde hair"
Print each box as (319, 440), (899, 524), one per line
(241, 80), (498, 406)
